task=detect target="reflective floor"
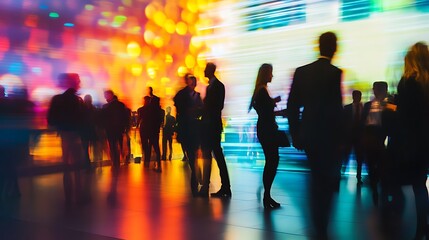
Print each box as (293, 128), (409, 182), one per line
(1, 156), (425, 240)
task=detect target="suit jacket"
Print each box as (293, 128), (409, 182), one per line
(203, 77), (225, 134)
(47, 88), (85, 132)
(287, 58), (343, 148)
(100, 99), (128, 136)
(343, 103), (363, 141)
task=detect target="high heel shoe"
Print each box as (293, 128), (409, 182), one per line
(263, 197), (281, 209)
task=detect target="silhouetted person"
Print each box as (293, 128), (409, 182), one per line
(249, 63), (285, 209)
(81, 94), (98, 169)
(362, 81), (389, 206)
(137, 96), (151, 165)
(137, 95), (163, 172)
(0, 85), (34, 200)
(342, 90), (364, 184)
(47, 73), (85, 204)
(391, 42), (429, 239)
(287, 32), (343, 240)
(47, 73), (85, 166)
(122, 106), (132, 164)
(162, 106), (176, 161)
(147, 86), (160, 107)
(174, 74), (203, 196)
(100, 90), (128, 168)
(201, 63), (231, 198)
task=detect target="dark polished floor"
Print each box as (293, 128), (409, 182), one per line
(0, 158), (425, 240)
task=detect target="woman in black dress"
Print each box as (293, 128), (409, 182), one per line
(249, 63), (283, 209)
(395, 42), (429, 239)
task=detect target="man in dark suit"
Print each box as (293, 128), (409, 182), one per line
(361, 81), (389, 206)
(100, 90), (129, 169)
(162, 106), (176, 161)
(201, 63), (231, 198)
(47, 73), (85, 166)
(47, 73), (86, 204)
(342, 90), (364, 184)
(287, 32), (343, 240)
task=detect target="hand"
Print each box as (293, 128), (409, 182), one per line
(273, 96), (281, 103)
(292, 139), (304, 151)
(385, 103), (397, 111)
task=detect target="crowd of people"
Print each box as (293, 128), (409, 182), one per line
(1, 31), (428, 239)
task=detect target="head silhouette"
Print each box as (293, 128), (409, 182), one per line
(372, 82), (388, 101)
(58, 73), (80, 90)
(319, 32), (337, 59)
(352, 90), (362, 103)
(84, 94), (92, 105)
(204, 63), (216, 79)
(104, 90), (115, 103)
(249, 63), (273, 112)
(147, 86), (154, 96)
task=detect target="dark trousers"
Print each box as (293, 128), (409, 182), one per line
(162, 134), (173, 160)
(140, 131), (161, 165)
(202, 130), (230, 191)
(363, 126), (386, 204)
(305, 145), (342, 239)
(107, 133), (122, 168)
(180, 125), (200, 196)
(342, 135), (364, 180)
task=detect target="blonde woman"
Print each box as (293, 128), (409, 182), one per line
(396, 42), (429, 239)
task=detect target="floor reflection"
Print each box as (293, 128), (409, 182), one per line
(0, 161), (425, 239)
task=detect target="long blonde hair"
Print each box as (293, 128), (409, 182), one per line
(403, 42), (429, 96)
(248, 63), (273, 112)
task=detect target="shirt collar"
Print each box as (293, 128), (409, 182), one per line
(319, 56), (332, 62)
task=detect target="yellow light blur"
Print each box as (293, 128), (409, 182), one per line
(164, 19), (176, 34)
(190, 37), (202, 48)
(144, 30), (155, 44)
(127, 41), (141, 57)
(177, 66), (188, 77)
(185, 55), (195, 68)
(145, 4), (156, 19)
(153, 37), (164, 48)
(176, 22), (188, 35)
(147, 67), (156, 79)
(154, 11), (166, 26)
(131, 64), (143, 76)
(101, 12), (112, 17)
(197, 54), (207, 68)
(165, 54), (173, 63)
(165, 87), (173, 96)
(197, 0), (209, 11)
(131, 26), (141, 33)
(187, 2), (198, 13)
(161, 77), (170, 84)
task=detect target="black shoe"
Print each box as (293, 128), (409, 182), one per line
(210, 188), (232, 198)
(263, 197), (281, 209)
